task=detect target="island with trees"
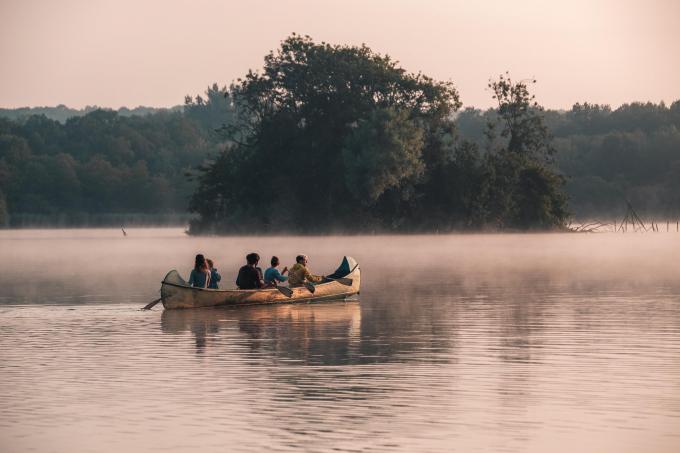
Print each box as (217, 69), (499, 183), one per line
(1, 35), (678, 231)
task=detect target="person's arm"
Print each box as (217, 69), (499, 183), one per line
(188, 269), (196, 287)
(303, 267), (323, 283)
(204, 270), (211, 288)
(275, 269), (288, 282)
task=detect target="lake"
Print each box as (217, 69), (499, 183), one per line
(1, 229), (679, 452)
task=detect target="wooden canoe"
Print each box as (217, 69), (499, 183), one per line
(160, 256), (360, 310)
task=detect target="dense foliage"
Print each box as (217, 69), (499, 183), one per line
(1, 37), (678, 230)
(0, 105), (181, 124)
(188, 37), (567, 233)
(458, 100), (680, 218)
(0, 91), (230, 226)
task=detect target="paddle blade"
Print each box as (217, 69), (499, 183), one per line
(142, 297), (162, 310)
(304, 283), (316, 293)
(277, 286), (293, 298)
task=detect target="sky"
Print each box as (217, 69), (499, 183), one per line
(1, 0), (678, 110)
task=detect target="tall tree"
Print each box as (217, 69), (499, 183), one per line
(184, 83), (235, 134)
(489, 73), (554, 161)
(189, 34), (461, 233)
(480, 74), (568, 229)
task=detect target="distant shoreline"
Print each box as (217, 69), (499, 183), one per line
(4, 213), (193, 229)
(4, 215), (678, 235)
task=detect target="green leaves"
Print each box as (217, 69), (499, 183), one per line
(480, 74), (568, 228)
(488, 73), (554, 161)
(342, 108), (425, 204)
(188, 42), (571, 232)
(190, 35), (461, 232)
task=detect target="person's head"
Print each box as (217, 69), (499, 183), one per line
(206, 259), (214, 269)
(246, 252), (260, 266)
(271, 256), (279, 267)
(296, 254), (308, 266)
(194, 254), (207, 270)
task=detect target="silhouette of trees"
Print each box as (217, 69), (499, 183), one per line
(1, 37), (678, 229)
(189, 34), (462, 233)
(458, 100), (680, 218)
(473, 74), (568, 229)
(0, 106), (222, 226)
(189, 37), (569, 233)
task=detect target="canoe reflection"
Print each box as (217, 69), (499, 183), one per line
(161, 301), (362, 363)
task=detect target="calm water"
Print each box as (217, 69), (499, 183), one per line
(1, 229), (680, 452)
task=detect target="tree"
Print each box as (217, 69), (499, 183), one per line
(515, 164), (569, 228)
(488, 73), (554, 161)
(189, 34), (461, 233)
(481, 74), (569, 229)
(184, 83), (235, 134)
(342, 107), (425, 204)
(0, 190), (8, 227)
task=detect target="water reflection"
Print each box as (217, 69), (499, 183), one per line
(162, 302), (361, 362)
(160, 298), (460, 367)
(3, 230), (680, 453)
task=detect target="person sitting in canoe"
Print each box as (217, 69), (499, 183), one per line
(236, 252), (264, 289)
(188, 254), (211, 288)
(288, 254), (324, 288)
(264, 256), (288, 286)
(206, 258), (221, 289)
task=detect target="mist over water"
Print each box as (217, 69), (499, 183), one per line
(1, 229), (680, 452)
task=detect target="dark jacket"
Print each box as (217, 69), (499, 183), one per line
(236, 265), (262, 289)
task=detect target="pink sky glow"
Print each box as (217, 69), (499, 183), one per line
(1, 0), (678, 110)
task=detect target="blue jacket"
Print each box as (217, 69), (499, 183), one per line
(209, 268), (221, 289)
(264, 267), (288, 284)
(188, 268), (210, 288)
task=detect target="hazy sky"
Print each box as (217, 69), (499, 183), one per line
(1, 0), (678, 109)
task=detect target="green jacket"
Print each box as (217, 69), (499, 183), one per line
(288, 263), (323, 287)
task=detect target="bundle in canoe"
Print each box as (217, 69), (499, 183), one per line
(159, 256), (360, 310)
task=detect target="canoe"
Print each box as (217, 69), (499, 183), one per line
(160, 256), (360, 310)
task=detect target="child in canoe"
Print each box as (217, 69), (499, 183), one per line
(206, 258), (221, 289)
(264, 256), (288, 286)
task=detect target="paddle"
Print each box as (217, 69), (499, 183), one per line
(326, 276), (353, 286)
(304, 282), (316, 293)
(276, 286), (293, 298)
(142, 297), (162, 310)
(303, 276), (352, 294)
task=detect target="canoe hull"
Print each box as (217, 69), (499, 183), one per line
(160, 260), (360, 310)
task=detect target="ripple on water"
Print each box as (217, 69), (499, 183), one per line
(1, 231), (680, 452)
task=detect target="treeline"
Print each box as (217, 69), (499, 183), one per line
(458, 101), (680, 218)
(188, 36), (567, 233)
(0, 85), (233, 227)
(0, 105), (182, 124)
(1, 38), (679, 230)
